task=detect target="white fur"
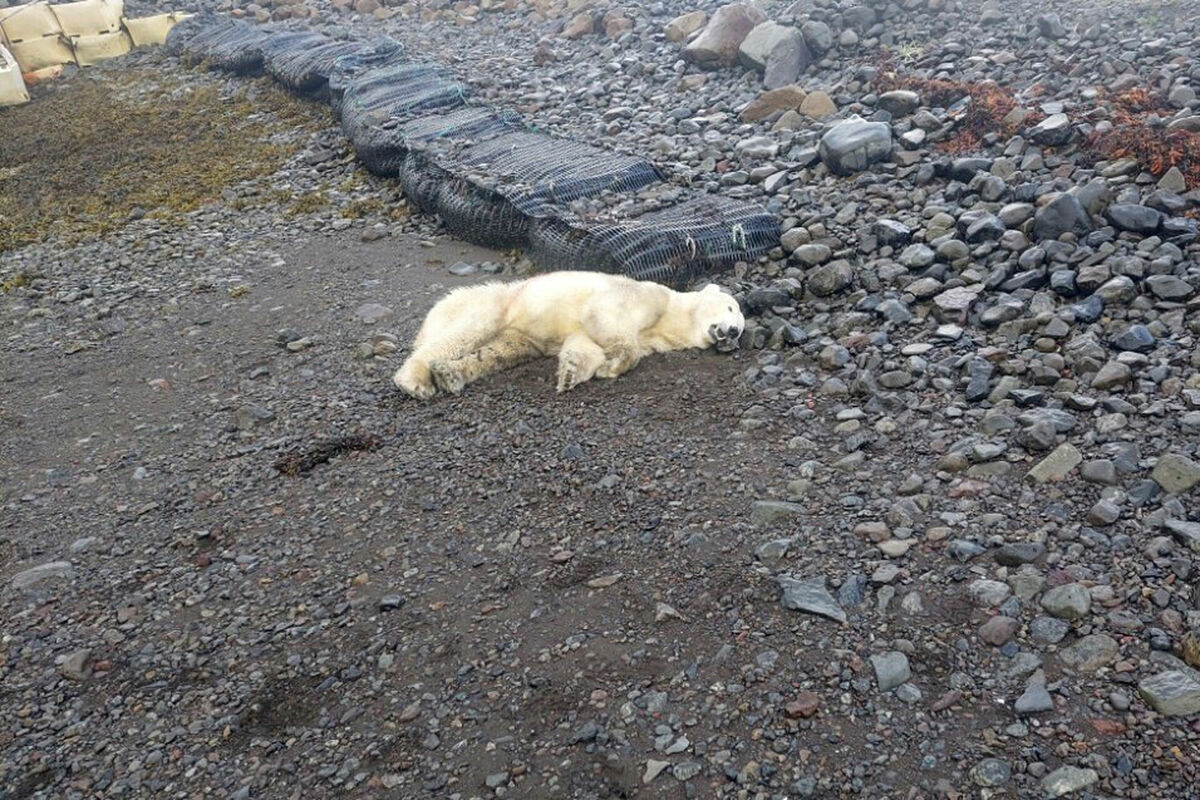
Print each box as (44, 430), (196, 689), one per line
(393, 271), (744, 398)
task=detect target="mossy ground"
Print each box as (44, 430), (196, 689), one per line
(0, 67), (329, 254)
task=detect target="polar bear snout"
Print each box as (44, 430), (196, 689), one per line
(708, 323), (742, 345)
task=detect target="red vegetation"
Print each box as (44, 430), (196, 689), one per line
(1084, 88), (1200, 187)
(873, 54), (1037, 154)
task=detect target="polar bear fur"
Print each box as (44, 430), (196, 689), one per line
(393, 271), (745, 398)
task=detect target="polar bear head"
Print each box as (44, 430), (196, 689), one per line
(692, 284), (745, 348)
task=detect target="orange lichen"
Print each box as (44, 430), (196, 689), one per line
(1084, 86), (1200, 186)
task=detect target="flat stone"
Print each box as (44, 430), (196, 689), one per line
(751, 500), (805, 526)
(1059, 634), (1119, 673)
(1164, 519), (1200, 553)
(870, 651), (911, 691)
(664, 10), (706, 42)
(967, 579), (1011, 608)
(1137, 670), (1200, 716)
(799, 89), (836, 119)
(777, 575), (847, 623)
(11, 561), (75, 590)
(354, 302), (393, 324)
(1015, 681), (1054, 715)
(818, 115), (891, 174)
(979, 615), (1020, 646)
(1026, 443), (1082, 483)
(741, 85), (805, 122)
(1091, 361), (1132, 391)
(1041, 583), (1091, 620)
(1042, 766), (1099, 798)
(1152, 453), (1200, 494)
(59, 648), (93, 681)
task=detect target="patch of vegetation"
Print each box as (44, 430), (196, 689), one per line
(286, 188), (330, 217)
(874, 54), (1041, 154)
(0, 69), (328, 254)
(1083, 88), (1200, 187)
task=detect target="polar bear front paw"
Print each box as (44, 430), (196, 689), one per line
(394, 367), (437, 400)
(430, 363), (466, 395)
(556, 357), (583, 393)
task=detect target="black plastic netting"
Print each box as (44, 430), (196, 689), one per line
(399, 150), (452, 214)
(339, 63), (468, 145)
(265, 35), (367, 95)
(163, 12), (214, 55)
(327, 39), (405, 116)
(425, 131), (664, 248)
(526, 197), (781, 288)
(177, 18), (278, 74)
(353, 107), (524, 177)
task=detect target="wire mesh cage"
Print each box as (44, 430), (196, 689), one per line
(264, 34), (366, 95)
(177, 18), (278, 74)
(418, 130), (665, 248)
(527, 196), (781, 288)
(352, 106), (524, 177)
(327, 38), (404, 116)
(338, 63), (468, 144)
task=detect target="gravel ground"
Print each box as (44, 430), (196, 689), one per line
(4, 0), (1200, 797)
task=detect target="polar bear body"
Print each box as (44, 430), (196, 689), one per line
(393, 271), (744, 398)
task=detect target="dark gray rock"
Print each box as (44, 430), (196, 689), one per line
(818, 116), (892, 175)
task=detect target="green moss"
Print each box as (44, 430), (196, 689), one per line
(0, 69), (328, 254)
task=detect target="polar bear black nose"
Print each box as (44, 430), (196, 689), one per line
(726, 325), (741, 338)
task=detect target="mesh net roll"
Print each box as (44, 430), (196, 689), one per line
(339, 63), (468, 144)
(327, 38), (404, 116)
(398, 150), (452, 214)
(527, 196), (781, 288)
(353, 107), (523, 178)
(178, 18), (277, 74)
(163, 12), (214, 55)
(265, 34), (367, 95)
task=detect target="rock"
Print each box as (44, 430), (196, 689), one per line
(1158, 166), (1187, 193)
(979, 615), (1020, 646)
(735, 135), (778, 159)
(741, 85), (805, 122)
(1092, 361), (1131, 390)
(1060, 634), (1119, 673)
(11, 561), (74, 590)
(683, 3), (765, 69)
(995, 542), (1046, 565)
(602, 14), (632, 39)
(1152, 453), (1200, 494)
(750, 500), (804, 525)
(1026, 443), (1082, 483)
(876, 90), (920, 117)
(1015, 681), (1054, 715)
(665, 10), (706, 42)
(1041, 583), (1091, 620)
(1106, 204), (1163, 234)
(968, 579), (1012, 608)
(235, 404), (275, 430)
(738, 21), (798, 70)
(799, 90), (836, 119)
(784, 691), (822, 718)
(805, 260), (853, 296)
(1164, 519), (1200, 553)
(1144, 274), (1194, 300)
(1043, 766), (1099, 798)
(354, 302), (393, 324)
(818, 115), (892, 175)
(932, 286), (978, 319)
(1110, 324), (1155, 353)
(561, 11), (595, 38)
(870, 651), (911, 691)
(1033, 194), (1092, 240)
(777, 576), (847, 623)
(1037, 12), (1066, 38)
(1029, 113), (1072, 146)
(762, 31), (811, 89)
(59, 648), (93, 680)
(799, 20), (833, 54)
(1080, 459), (1118, 485)
(1137, 670), (1200, 716)
(643, 759), (671, 784)
(971, 758), (1011, 788)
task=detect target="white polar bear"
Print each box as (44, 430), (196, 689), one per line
(393, 271), (745, 398)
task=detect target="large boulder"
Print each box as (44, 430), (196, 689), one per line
(683, 3), (765, 69)
(800, 20), (833, 54)
(762, 29), (811, 88)
(665, 10), (706, 42)
(1033, 193), (1093, 240)
(738, 21), (798, 70)
(740, 85), (806, 122)
(818, 115), (892, 174)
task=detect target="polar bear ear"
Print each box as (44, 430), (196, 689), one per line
(701, 283), (721, 294)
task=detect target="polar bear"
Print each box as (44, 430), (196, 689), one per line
(393, 271), (744, 398)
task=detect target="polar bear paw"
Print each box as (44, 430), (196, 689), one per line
(393, 366), (437, 400)
(430, 362), (466, 395)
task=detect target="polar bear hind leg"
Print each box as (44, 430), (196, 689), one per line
(393, 284), (507, 399)
(433, 329), (543, 394)
(556, 332), (607, 393)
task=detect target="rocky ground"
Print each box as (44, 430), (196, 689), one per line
(4, 0), (1200, 798)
